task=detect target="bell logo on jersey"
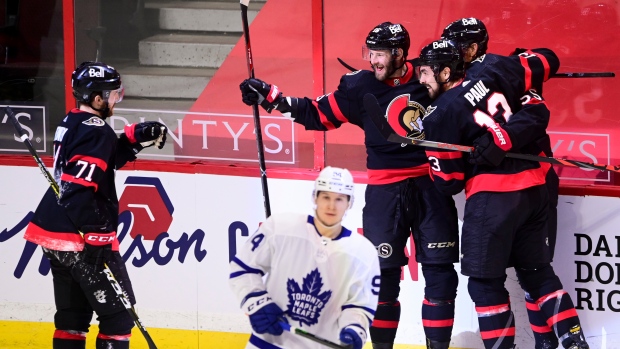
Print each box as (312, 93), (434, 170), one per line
(286, 268), (332, 326)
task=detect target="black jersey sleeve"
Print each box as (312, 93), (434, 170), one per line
(58, 126), (115, 231)
(116, 134), (138, 169)
(503, 90), (550, 150)
(289, 71), (368, 131)
(509, 48), (560, 94)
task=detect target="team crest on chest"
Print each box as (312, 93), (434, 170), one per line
(286, 268), (332, 326)
(82, 117), (106, 126)
(385, 94), (426, 142)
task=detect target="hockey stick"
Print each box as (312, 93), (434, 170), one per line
(337, 57), (615, 78)
(241, 0), (271, 218)
(278, 321), (353, 349)
(5, 106), (158, 349)
(362, 94), (620, 173)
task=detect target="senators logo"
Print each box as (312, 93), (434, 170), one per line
(386, 94), (426, 141)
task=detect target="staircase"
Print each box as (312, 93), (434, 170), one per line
(117, 0), (265, 104)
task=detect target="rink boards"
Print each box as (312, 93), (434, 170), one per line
(1, 165), (619, 349)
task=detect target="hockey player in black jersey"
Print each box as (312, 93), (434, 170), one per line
(418, 39), (589, 349)
(442, 17), (563, 349)
(240, 22), (459, 349)
(23, 62), (167, 349)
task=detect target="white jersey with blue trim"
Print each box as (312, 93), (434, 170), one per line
(229, 213), (380, 349)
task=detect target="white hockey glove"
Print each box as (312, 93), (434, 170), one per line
(339, 325), (366, 349)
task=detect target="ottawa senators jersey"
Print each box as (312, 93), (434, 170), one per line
(422, 78), (551, 198)
(288, 61), (434, 184)
(24, 109), (137, 251)
(467, 49), (559, 97)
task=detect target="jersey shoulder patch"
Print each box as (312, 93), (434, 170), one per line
(82, 116), (106, 127)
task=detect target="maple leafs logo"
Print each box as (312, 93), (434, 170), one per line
(286, 268), (332, 327)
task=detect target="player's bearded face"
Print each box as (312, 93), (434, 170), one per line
(418, 66), (441, 99)
(314, 192), (349, 227)
(369, 50), (396, 81)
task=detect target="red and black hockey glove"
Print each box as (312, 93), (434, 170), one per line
(124, 121), (167, 152)
(82, 226), (116, 270)
(469, 124), (513, 167)
(240, 78), (284, 113)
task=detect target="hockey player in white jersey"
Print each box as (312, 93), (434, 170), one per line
(229, 167), (380, 349)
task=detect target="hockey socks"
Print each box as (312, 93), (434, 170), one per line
(476, 303), (515, 349)
(370, 300), (400, 345)
(52, 329), (87, 349)
(525, 294), (558, 349)
(422, 297), (454, 343)
(95, 333), (131, 349)
(536, 290), (588, 348)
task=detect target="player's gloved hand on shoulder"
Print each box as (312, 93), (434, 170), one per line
(81, 225), (116, 270)
(339, 325), (366, 349)
(124, 121), (167, 152)
(242, 291), (285, 335)
(468, 125), (512, 167)
(240, 78), (284, 113)
(510, 47), (528, 56)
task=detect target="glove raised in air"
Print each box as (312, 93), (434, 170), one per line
(242, 291), (286, 336)
(124, 121), (167, 151)
(240, 78), (284, 113)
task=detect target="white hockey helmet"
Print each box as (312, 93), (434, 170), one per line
(313, 166), (355, 209)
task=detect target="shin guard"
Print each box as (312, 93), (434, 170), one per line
(525, 293), (558, 349)
(370, 301), (401, 345)
(53, 330), (87, 349)
(422, 298), (455, 343)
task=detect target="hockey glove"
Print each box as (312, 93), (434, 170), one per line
(240, 78), (284, 113)
(81, 226), (116, 270)
(339, 325), (366, 349)
(510, 47), (528, 56)
(468, 124), (513, 167)
(124, 121), (167, 152)
(242, 291), (285, 335)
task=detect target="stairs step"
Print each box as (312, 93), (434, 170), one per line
(121, 65), (216, 99)
(138, 33), (238, 68)
(146, 1), (262, 32)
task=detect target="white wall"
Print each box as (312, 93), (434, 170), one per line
(0, 165), (618, 348)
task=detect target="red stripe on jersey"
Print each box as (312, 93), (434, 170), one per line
(519, 55), (533, 91)
(24, 222), (85, 251)
(464, 162), (550, 199)
(327, 93), (348, 123)
(54, 330), (87, 340)
(372, 320), (399, 329)
(530, 50), (551, 82)
(426, 150), (463, 159)
(480, 327), (515, 340)
(68, 154), (108, 172)
(312, 100), (336, 130)
(61, 173), (99, 191)
(530, 324), (553, 333)
(476, 304), (510, 316)
(546, 308), (578, 327)
(432, 169), (464, 182)
(97, 333), (131, 341)
(422, 319), (454, 327)
(367, 165), (429, 184)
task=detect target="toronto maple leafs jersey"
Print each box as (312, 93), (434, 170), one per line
(422, 79), (552, 199)
(229, 213), (380, 349)
(24, 109), (137, 251)
(288, 62), (434, 184)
